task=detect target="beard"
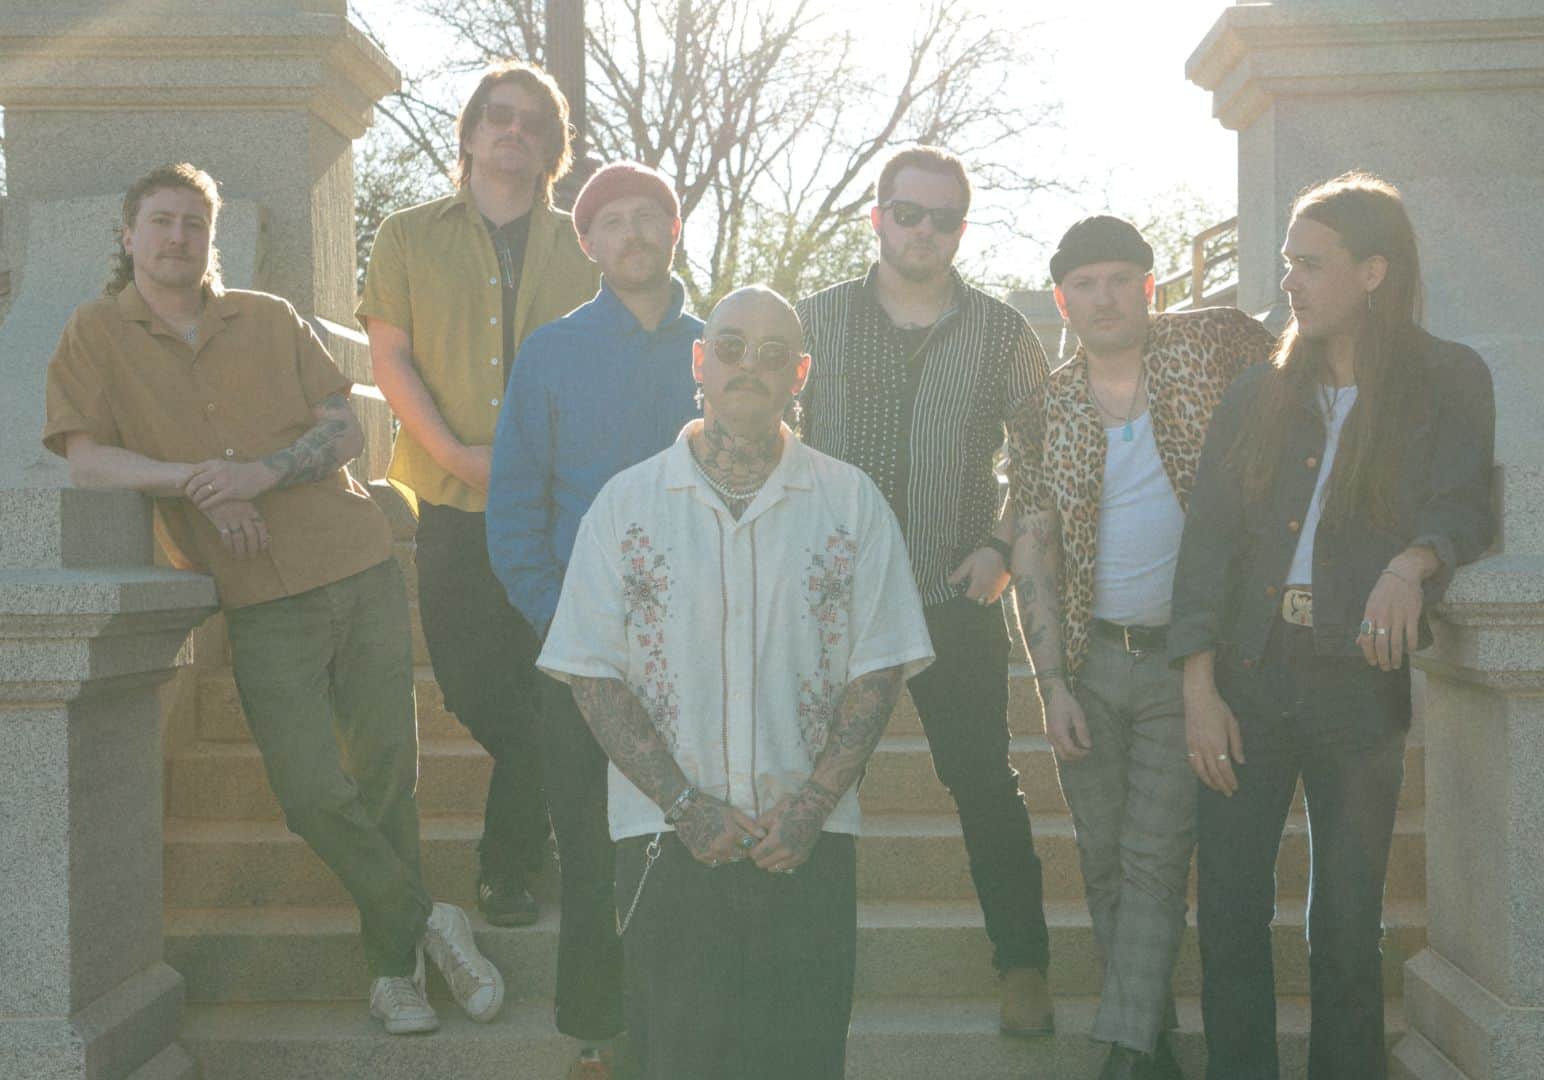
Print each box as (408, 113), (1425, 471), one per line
(879, 230), (958, 283)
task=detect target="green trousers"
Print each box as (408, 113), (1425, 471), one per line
(225, 558), (430, 977)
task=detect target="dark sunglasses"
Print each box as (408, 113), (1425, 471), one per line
(480, 102), (553, 136)
(705, 334), (802, 373)
(879, 200), (966, 232)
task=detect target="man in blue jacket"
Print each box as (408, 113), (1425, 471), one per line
(487, 160), (701, 1080)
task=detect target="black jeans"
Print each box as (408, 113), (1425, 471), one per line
(414, 501), (548, 881)
(539, 673), (624, 1041)
(617, 832), (857, 1080)
(908, 596), (1050, 973)
(1198, 623), (1408, 1080)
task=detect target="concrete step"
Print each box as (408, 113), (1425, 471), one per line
(164, 898), (1425, 1005)
(163, 809), (1426, 909)
(176, 710), (1423, 819)
(178, 996), (1405, 1080)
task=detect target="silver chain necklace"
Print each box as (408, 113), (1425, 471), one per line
(692, 454), (764, 503)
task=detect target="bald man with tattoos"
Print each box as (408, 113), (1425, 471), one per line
(537, 287), (934, 1080)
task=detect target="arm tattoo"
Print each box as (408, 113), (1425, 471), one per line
(793, 666), (905, 832)
(1013, 509), (1069, 679)
(262, 392), (354, 488)
(568, 676), (689, 810)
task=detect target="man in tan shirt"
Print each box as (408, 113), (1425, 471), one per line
(43, 162), (503, 1037)
(357, 60), (600, 935)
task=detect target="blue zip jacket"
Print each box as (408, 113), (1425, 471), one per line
(487, 276), (702, 634)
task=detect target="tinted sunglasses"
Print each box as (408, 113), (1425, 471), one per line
(480, 102), (553, 136)
(879, 200), (966, 232)
(704, 334), (802, 373)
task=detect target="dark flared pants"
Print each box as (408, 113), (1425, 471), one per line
(539, 674), (625, 1041)
(1198, 623), (1408, 1080)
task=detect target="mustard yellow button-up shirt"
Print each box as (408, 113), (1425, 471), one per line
(356, 189), (600, 512)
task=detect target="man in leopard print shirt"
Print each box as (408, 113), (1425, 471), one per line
(1006, 216), (1273, 1079)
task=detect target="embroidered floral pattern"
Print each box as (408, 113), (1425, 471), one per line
(796, 527), (858, 757)
(620, 522), (680, 751)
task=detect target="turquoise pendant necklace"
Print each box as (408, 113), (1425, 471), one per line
(1090, 364), (1146, 441)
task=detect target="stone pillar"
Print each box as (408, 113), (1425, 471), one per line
(0, 2), (398, 1075)
(1189, 4), (1544, 1077)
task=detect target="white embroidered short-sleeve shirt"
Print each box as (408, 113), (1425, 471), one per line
(538, 421), (935, 841)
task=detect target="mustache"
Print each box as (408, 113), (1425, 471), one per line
(724, 377), (769, 394)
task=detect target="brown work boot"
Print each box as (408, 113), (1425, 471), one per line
(999, 966), (1055, 1037)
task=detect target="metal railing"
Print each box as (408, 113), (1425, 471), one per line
(1153, 217), (1238, 312)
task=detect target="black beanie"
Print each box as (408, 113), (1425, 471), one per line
(1049, 215), (1154, 285)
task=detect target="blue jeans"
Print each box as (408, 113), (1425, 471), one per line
(1198, 623), (1408, 1080)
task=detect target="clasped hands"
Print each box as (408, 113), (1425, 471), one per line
(676, 788), (824, 874)
(182, 459), (279, 559)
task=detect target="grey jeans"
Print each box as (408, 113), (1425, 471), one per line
(1058, 631), (1196, 1052)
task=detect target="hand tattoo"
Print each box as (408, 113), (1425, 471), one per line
(262, 393), (353, 488)
(676, 795), (735, 860)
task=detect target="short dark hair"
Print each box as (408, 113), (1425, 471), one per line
(107, 163), (223, 296)
(454, 61), (573, 205)
(875, 145), (972, 214)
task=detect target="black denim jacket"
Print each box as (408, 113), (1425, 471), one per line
(1169, 328), (1495, 667)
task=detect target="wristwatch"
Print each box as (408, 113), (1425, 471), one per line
(983, 536), (1013, 564)
(663, 785), (700, 825)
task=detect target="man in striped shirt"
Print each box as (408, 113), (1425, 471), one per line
(795, 144), (1055, 1036)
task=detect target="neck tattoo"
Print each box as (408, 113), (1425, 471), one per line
(690, 420), (780, 513)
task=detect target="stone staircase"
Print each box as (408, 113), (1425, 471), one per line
(165, 536), (1424, 1078)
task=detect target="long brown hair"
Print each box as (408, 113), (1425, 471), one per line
(454, 61), (573, 206)
(1237, 172), (1424, 528)
(106, 163), (224, 296)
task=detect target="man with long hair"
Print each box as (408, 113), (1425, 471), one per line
(538, 286), (933, 1079)
(1008, 216), (1273, 1079)
(1170, 172), (1495, 1078)
(45, 163), (505, 1037)
(358, 61), (599, 931)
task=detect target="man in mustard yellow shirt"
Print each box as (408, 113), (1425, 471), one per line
(357, 61), (599, 929)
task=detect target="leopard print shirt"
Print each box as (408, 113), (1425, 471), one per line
(1005, 307), (1275, 674)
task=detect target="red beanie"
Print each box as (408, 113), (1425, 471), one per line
(571, 161), (680, 236)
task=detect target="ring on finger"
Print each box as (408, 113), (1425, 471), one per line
(1216, 753), (1229, 761)
(1374, 627), (1390, 636)
(1359, 618), (1375, 637)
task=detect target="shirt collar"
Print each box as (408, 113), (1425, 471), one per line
(858, 261), (969, 317)
(434, 184), (481, 220)
(592, 275), (690, 335)
(116, 281), (238, 340)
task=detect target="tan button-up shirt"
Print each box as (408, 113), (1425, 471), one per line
(43, 284), (393, 610)
(356, 190), (600, 513)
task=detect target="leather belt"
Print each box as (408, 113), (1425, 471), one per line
(1091, 618), (1168, 655)
(1281, 586), (1313, 627)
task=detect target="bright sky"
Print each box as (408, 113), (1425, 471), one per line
(351, 0), (1237, 280)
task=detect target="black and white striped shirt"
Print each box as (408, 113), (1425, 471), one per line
(796, 266), (1049, 608)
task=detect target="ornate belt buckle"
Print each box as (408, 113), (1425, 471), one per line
(1281, 587), (1313, 627)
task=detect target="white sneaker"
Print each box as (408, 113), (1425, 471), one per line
(422, 901), (505, 1022)
(370, 949), (439, 1035)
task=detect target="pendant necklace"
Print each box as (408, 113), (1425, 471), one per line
(1089, 364), (1147, 442)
